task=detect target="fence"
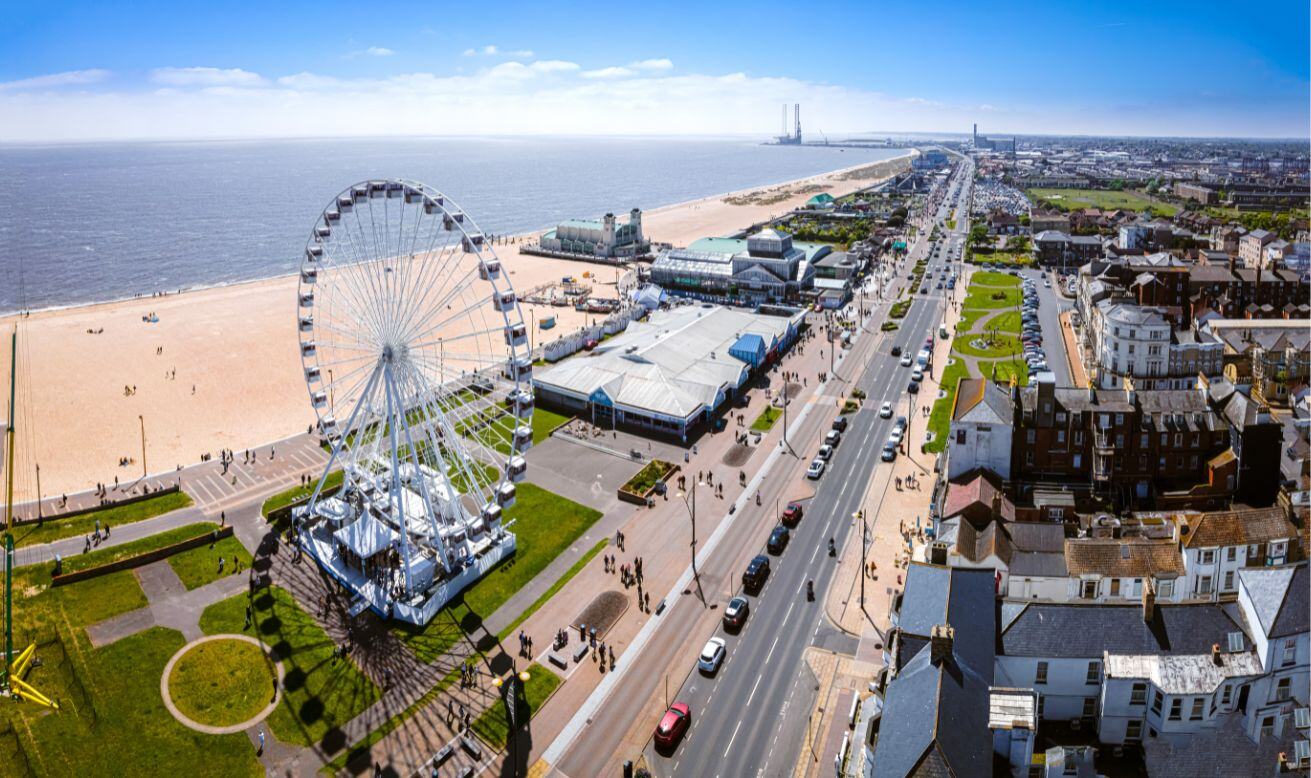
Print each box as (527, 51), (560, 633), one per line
(51, 525), (235, 587)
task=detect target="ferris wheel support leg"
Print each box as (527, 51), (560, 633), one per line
(393, 376), (454, 576)
(383, 367), (416, 599)
(306, 364), (384, 514)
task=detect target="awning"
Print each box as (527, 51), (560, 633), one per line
(334, 513), (398, 558)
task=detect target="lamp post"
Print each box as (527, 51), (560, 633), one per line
(493, 667), (533, 777)
(676, 482), (706, 605)
(854, 510), (868, 608)
(138, 415), (147, 478)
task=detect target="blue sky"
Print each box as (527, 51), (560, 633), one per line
(2, 0), (1307, 141)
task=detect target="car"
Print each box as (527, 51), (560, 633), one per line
(767, 525), (790, 555)
(890, 345), (903, 357)
(911, 367), (924, 382)
(907, 380), (920, 394)
(817, 443), (834, 461)
(722, 596), (750, 630)
(920, 285), (929, 294)
(781, 501), (804, 527)
(881, 441), (897, 461)
(825, 429), (842, 446)
(698, 637), (726, 674)
(1043, 280), (1051, 288)
(807, 458), (826, 479)
(880, 401), (893, 418)
(935, 282), (944, 289)
(583, 338), (600, 351)
(654, 702), (692, 749)
(888, 427), (904, 447)
(743, 554), (771, 591)
(832, 415), (849, 432)
(895, 415), (908, 432)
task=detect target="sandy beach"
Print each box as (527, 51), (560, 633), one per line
(0, 152), (912, 498)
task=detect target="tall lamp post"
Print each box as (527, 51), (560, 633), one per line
(676, 482), (706, 605)
(138, 415), (147, 478)
(493, 667), (533, 777)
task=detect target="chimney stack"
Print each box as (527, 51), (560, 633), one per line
(1212, 643), (1222, 666)
(1142, 580), (1156, 623)
(930, 624), (955, 665)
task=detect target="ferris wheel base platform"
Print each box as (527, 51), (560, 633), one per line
(299, 526), (517, 626)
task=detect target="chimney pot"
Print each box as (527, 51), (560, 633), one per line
(1142, 580), (1156, 622)
(930, 624), (955, 665)
(1212, 643), (1222, 665)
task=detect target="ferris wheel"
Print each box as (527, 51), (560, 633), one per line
(296, 179), (533, 598)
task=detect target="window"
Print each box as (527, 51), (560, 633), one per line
(1086, 661), (1101, 684)
(1200, 550), (1215, 564)
(1283, 638), (1297, 667)
(1026, 429), (1036, 443)
(1110, 579), (1121, 597)
(1081, 580), (1098, 599)
(1158, 579), (1174, 598)
(1151, 690), (1163, 714)
(1225, 547), (1237, 563)
(1223, 571), (1234, 591)
(1140, 433), (1149, 447)
(1174, 433), (1182, 447)
(1190, 698), (1204, 721)
(1131, 682), (1147, 706)
(1198, 576), (1213, 595)
(1056, 430), (1066, 444)
(1056, 412), (1067, 423)
(1036, 662), (1049, 684)
(956, 429), (967, 444)
(1073, 454), (1082, 468)
(1260, 716), (1275, 738)
(1277, 677), (1292, 701)
(1074, 431), (1084, 445)
(1037, 695), (1045, 718)
(1116, 413), (1125, 425)
(1221, 683), (1232, 706)
(1160, 432), (1169, 446)
(1082, 697), (1097, 717)
(1168, 699), (1182, 720)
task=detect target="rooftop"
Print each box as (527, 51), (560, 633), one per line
(999, 601), (1247, 658)
(1103, 650), (1263, 695)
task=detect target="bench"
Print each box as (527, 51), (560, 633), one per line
(433, 744), (453, 765)
(547, 652), (568, 670)
(571, 643), (589, 663)
(460, 736), (482, 760)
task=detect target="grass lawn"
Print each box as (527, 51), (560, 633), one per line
(971, 251), (1034, 268)
(750, 405), (782, 432)
(168, 638), (276, 727)
(496, 539), (606, 641)
(200, 586), (381, 748)
(945, 219), (956, 230)
(954, 332), (1022, 359)
(989, 310), (1022, 334)
(968, 271), (1020, 288)
(459, 405), (570, 456)
(396, 483), (603, 664)
(470, 662), (562, 748)
(984, 358), (1030, 385)
(1027, 188), (1178, 217)
(261, 470), (343, 518)
(963, 286), (1021, 310)
(53, 521), (222, 574)
(925, 358), (971, 453)
(167, 534), (254, 590)
(10, 490), (194, 549)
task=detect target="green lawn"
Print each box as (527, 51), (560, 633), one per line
(963, 286), (1021, 310)
(925, 358), (971, 453)
(470, 662), (561, 748)
(10, 490), (194, 549)
(1027, 188), (1178, 217)
(52, 521), (222, 574)
(968, 270), (1020, 288)
(750, 405), (782, 432)
(971, 251), (1034, 268)
(167, 534), (254, 590)
(989, 310), (1022, 334)
(200, 586), (381, 748)
(396, 482), (604, 664)
(954, 332), (1022, 359)
(984, 358), (1030, 385)
(459, 406), (570, 456)
(168, 638), (276, 727)
(496, 539), (606, 641)
(261, 470), (343, 519)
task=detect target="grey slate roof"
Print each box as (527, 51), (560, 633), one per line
(872, 565), (996, 778)
(1239, 563), (1309, 639)
(999, 602), (1247, 658)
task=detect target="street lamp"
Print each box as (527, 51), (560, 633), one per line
(675, 482), (707, 605)
(138, 415), (147, 478)
(493, 667), (534, 777)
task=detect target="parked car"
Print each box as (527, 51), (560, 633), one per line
(888, 427), (904, 446)
(807, 458), (826, 479)
(654, 703), (692, 749)
(698, 637), (726, 674)
(781, 501), (804, 527)
(817, 443), (834, 461)
(907, 380), (920, 394)
(767, 525), (790, 555)
(881, 441), (897, 461)
(825, 429), (842, 446)
(880, 401), (893, 418)
(911, 367), (924, 382)
(722, 596), (750, 631)
(832, 416), (849, 432)
(895, 415), (908, 432)
(743, 554), (771, 592)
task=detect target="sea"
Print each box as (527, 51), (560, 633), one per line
(0, 137), (903, 314)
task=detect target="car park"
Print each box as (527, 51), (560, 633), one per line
(743, 554), (771, 592)
(807, 458), (826, 479)
(722, 596), (749, 630)
(698, 637), (726, 674)
(781, 501), (804, 527)
(880, 401), (893, 418)
(655, 702), (692, 749)
(817, 443), (833, 461)
(767, 525), (790, 555)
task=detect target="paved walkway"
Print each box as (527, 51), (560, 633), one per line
(85, 560), (249, 646)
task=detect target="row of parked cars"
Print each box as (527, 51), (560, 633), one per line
(1020, 277), (1049, 373)
(806, 415), (848, 479)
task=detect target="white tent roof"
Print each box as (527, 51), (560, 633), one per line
(334, 513), (398, 558)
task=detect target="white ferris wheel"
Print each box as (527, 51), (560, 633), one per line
(296, 179), (533, 610)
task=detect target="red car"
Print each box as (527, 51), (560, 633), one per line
(583, 338), (599, 351)
(654, 702), (691, 749)
(781, 501), (804, 527)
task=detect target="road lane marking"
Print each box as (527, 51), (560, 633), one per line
(765, 635), (779, 664)
(724, 720), (743, 758)
(747, 674), (763, 706)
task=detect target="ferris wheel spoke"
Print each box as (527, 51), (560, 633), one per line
(396, 364), (494, 503)
(395, 254), (480, 346)
(393, 239), (460, 340)
(404, 288), (501, 351)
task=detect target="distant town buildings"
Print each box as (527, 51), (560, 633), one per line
(530, 208), (650, 262)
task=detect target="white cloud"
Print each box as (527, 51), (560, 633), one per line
(581, 66), (634, 79)
(150, 67), (265, 87)
(529, 60), (580, 74)
(630, 58), (673, 71)
(0, 69), (111, 91)
(463, 44), (531, 57)
(348, 46), (394, 58)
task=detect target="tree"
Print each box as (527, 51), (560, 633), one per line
(1005, 235), (1031, 253)
(968, 224), (990, 247)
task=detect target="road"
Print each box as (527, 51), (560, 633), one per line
(643, 164), (970, 778)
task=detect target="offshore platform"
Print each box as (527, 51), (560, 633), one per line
(775, 103), (802, 145)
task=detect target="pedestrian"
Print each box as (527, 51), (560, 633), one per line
(244, 604), (252, 630)
(218, 557), (225, 574)
(257, 729), (265, 756)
